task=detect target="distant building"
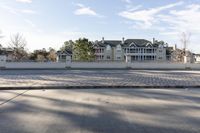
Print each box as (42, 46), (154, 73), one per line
(168, 45), (195, 63)
(93, 38), (167, 62)
(56, 50), (72, 62)
(194, 54), (200, 63)
(0, 44), (14, 62)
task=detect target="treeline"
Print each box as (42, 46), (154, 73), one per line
(60, 38), (95, 61)
(1, 33), (95, 62)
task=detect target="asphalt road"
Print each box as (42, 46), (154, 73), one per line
(0, 89), (200, 133)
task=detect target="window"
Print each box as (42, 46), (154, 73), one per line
(116, 44), (122, 52)
(130, 48), (137, 53)
(159, 50), (163, 52)
(61, 55), (66, 59)
(107, 56), (111, 59)
(117, 57), (121, 60)
(146, 49), (152, 53)
(141, 49), (144, 53)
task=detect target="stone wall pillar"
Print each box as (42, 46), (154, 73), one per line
(126, 55), (131, 63)
(126, 55), (131, 68)
(184, 51), (191, 64)
(0, 55), (6, 69)
(66, 55), (72, 68)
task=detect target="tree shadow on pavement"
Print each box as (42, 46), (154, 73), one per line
(0, 89), (200, 133)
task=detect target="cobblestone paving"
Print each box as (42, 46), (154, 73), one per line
(0, 70), (200, 87)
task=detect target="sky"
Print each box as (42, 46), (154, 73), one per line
(0, 0), (200, 53)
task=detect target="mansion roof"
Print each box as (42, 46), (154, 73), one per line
(93, 39), (159, 48)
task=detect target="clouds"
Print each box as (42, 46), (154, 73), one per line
(0, 4), (36, 15)
(119, 1), (200, 35)
(1, 0), (200, 52)
(16, 0), (32, 3)
(119, 1), (184, 29)
(21, 9), (37, 14)
(118, 1), (200, 51)
(74, 3), (103, 17)
(121, 0), (132, 4)
(161, 4), (200, 33)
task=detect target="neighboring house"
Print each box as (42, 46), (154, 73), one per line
(93, 38), (167, 62)
(194, 54), (200, 63)
(56, 50), (72, 62)
(169, 48), (184, 63)
(0, 44), (14, 62)
(169, 45), (195, 63)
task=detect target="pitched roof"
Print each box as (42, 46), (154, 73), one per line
(57, 50), (72, 55)
(93, 39), (157, 47)
(94, 40), (121, 47)
(124, 39), (152, 47)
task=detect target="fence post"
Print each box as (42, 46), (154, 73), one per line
(65, 55), (72, 68)
(126, 55), (131, 68)
(0, 55), (6, 69)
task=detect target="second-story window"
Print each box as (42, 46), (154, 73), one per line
(107, 56), (111, 59)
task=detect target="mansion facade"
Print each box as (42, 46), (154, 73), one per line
(93, 38), (167, 62)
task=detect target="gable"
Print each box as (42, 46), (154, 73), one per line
(146, 43), (153, 47)
(129, 42), (137, 47)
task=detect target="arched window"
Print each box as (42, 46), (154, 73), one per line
(106, 45), (111, 51)
(116, 44), (122, 52)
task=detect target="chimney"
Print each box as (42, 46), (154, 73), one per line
(122, 37), (125, 44)
(153, 38), (155, 44)
(102, 37), (104, 44)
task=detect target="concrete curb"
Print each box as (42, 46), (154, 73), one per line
(0, 85), (200, 90)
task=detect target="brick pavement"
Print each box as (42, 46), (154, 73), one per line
(0, 70), (200, 88)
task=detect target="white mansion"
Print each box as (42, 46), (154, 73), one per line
(93, 38), (167, 62)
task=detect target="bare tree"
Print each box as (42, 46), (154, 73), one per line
(9, 33), (28, 61)
(180, 32), (191, 55)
